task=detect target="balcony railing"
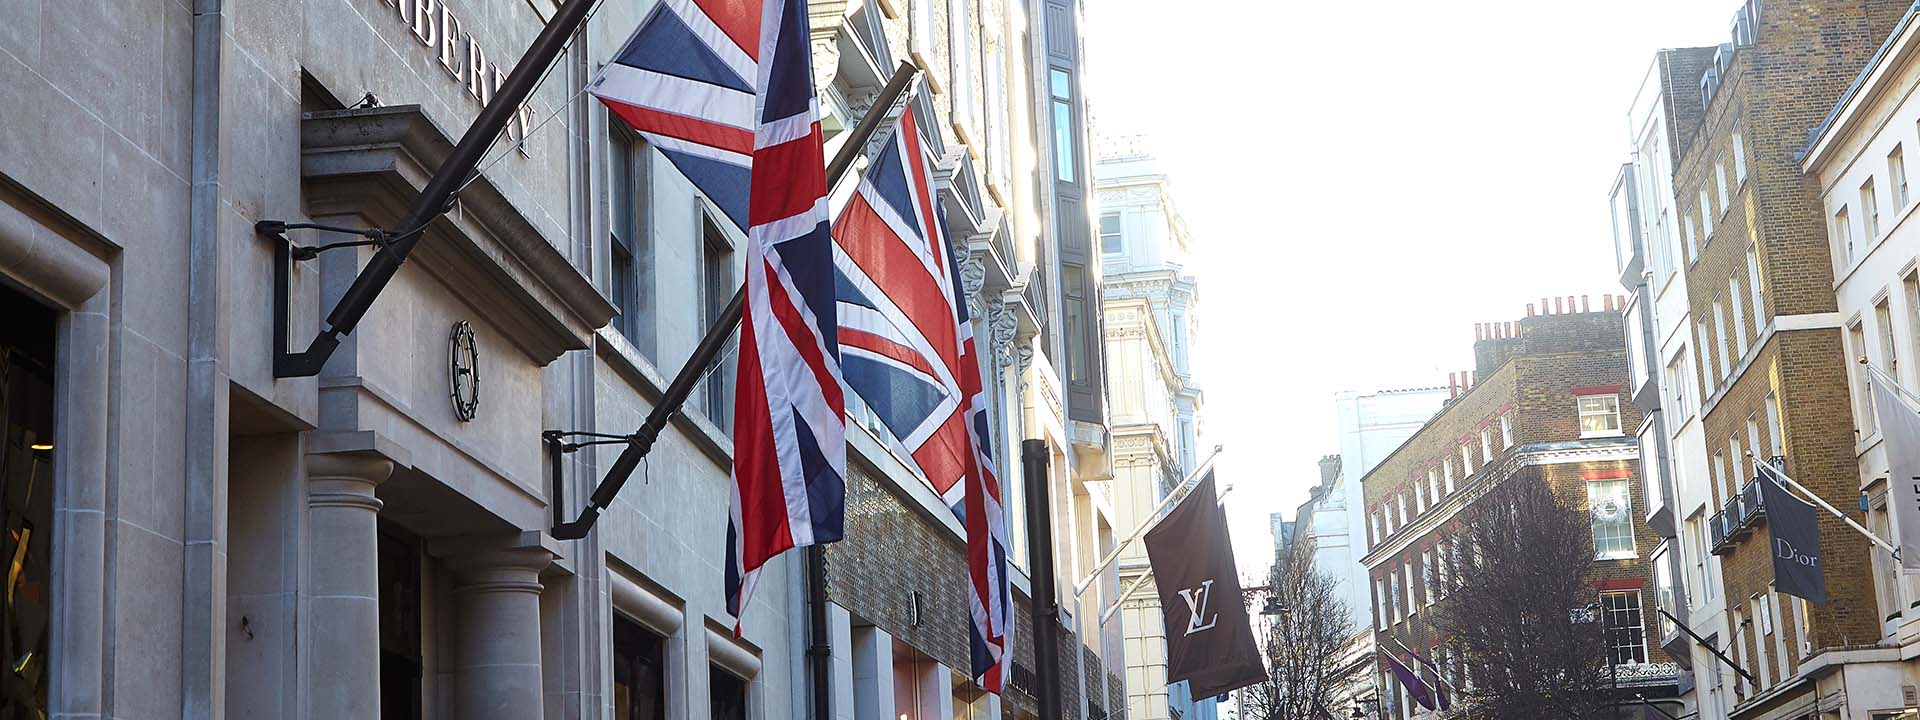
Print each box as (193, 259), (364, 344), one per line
(1708, 479), (1768, 556)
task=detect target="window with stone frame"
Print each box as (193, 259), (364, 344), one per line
(700, 212), (736, 432)
(1589, 478), (1635, 560)
(607, 124), (654, 357)
(710, 666), (749, 720)
(1577, 394), (1622, 438)
(613, 614), (668, 720)
(1600, 590), (1648, 665)
(1099, 213), (1122, 254)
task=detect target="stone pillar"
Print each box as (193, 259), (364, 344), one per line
(449, 547), (553, 719)
(303, 451), (394, 720)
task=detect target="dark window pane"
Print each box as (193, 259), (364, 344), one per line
(378, 524), (423, 719)
(711, 667), (748, 720)
(702, 218), (736, 432)
(613, 616), (667, 720)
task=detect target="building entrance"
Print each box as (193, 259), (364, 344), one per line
(0, 284), (55, 717)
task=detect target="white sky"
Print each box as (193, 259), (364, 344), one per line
(1080, 0), (1745, 577)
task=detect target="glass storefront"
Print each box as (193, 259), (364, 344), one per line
(0, 285), (55, 716)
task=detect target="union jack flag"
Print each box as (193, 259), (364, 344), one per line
(590, 0), (846, 624)
(832, 105), (1011, 692)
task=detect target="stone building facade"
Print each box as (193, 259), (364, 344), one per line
(1794, 4), (1920, 718)
(0, 0), (1120, 717)
(1093, 141), (1214, 720)
(1359, 302), (1676, 719)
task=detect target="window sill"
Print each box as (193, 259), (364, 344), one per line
(1594, 553), (1639, 562)
(595, 329), (734, 469)
(1581, 430), (1628, 440)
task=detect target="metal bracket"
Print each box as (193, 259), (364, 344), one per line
(542, 430), (641, 535)
(257, 221), (392, 378)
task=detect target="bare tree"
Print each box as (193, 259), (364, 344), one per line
(1431, 479), (1608, 719)
(1237, 539), (1351, 720)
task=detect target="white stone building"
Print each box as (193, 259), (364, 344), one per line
(1094, 140), (1217, 720)
(0, 0), (1124, 717)
(1613, 44), (1736, 720)
(1800, 8), (1920, 715)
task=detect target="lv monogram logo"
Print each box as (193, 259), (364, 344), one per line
(1177, 579), (1219, 635)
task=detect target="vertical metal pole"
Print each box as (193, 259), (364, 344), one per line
(808, 545), (831, 720)
(1023, 440), (1062, 720)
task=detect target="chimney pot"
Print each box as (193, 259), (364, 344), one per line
(1526, 303), (1536, 317)
(1475, 323), (1485, 341)
(1554, 297), (1564, 315)
(1582, 295), (1591, 313)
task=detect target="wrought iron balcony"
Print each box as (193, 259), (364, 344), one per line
(1708, 479), (1767, 556)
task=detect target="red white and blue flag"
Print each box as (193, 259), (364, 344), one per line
(831, 105), (1011, 692)
(591, 0), (846, 624)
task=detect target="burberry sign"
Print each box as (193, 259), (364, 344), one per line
(380, 0), (538, 156)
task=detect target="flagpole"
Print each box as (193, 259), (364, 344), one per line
(1756, 458), (1898, 556)
(1072, 446), (1224, 598)
(550, 61), (918, 540)
(1864, 359), (1920, 412)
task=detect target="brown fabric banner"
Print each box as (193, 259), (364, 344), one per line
(1144, 472), (1265, 698)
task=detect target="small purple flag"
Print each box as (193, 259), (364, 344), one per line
(1405, 647), (1452, 710)
(1385, 651), (1436, 711)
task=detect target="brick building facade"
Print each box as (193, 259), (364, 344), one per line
(1358, 301), (1676, 719)
(1665, 2), (1913, 718)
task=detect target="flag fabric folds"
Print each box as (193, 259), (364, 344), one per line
(1384, 651), (1436, 711)
(1756, 461), (1827, 603)
(1401, 645), (1451, 710)
(829, 104), (1012, 692)
(1869, 364), (1920, 573)
(591, 0), (847, 625)
(1143, 472), (1264, 698)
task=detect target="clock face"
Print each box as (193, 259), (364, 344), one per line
(449, 320), (480, 422)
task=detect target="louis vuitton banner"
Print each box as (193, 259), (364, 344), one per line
(1144, 471), (1265, 698)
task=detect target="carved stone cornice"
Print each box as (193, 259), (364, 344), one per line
(299, 105), (614, 365)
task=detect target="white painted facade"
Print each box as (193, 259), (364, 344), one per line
(1332, 387), (1447, 634)
(1096, 141), (1216, 720)
(1801, 12), (1920, 717)
(1618, 47), (1732, 720)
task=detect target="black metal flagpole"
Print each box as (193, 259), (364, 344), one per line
(1023, 439), (1063, 720)
(265, 0), (605, 378)
(549, 61), (918, 540)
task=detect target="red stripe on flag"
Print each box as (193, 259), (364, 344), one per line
(911, 411), (972, 496)
(899, 111), (944, 275)
(605, 102), (755, 156)
(762, 259), (847, 412)
(833, 199), (961, 368)
(732, 310), (797, 573)
(841, 328), (941, 379)
(689, 0), (761, 60)
(749, 127), (830, 226)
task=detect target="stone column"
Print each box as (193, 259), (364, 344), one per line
(449, 547), (553, 719)
(303, 451), (394, 720)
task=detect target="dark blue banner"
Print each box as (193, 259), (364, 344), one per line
(1757, 463), (1827, 604)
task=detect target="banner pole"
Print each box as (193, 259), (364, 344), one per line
(1073, 446), (1223, 598)
(1757, 458), (1898, 556)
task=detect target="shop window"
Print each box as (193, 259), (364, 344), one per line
(614, 616), (668, 720)
(378, 522), (424, 719)
(0, 288), (54, 715)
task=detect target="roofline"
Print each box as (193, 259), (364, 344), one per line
(1801, 0), (1920, 170)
